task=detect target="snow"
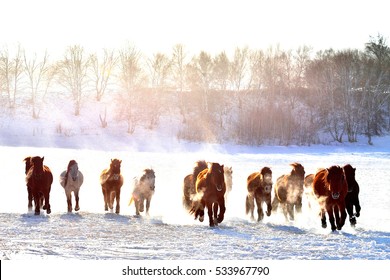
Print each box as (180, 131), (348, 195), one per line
(0, 99), (390, 261)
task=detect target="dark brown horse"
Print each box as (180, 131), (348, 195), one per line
(25, 156), (53, 215)
(272, 162), (305, 221)
(182, 160), (208, 211)
(312, 166), (348, 231)
(100, 159), (124, 214)
(343, 164), (361, 226)
(246, 167), (273, 221)
(190, 162), (226, 227)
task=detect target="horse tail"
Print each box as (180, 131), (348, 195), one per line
(245, 195), (252, 215)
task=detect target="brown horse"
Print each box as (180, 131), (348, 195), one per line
(129, 168), (156, 216)
(25, 156), (53, 215)
(246, 167), (273, 221)
(100, 159), (124, 214)
(190, 162), (226, 227)
(272, 162), (305, 221)
(343, 164), (361, 226)
(182, 160), (208, 211)
(24, 156), (42, 210)
(312, 166), (348, 231)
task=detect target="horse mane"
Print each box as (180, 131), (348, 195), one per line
(140, 169), (155, 182)
(290, 162), (305, 178)
(64, 160), (77, 188)
(260, 167), (272, 176)
(192, 160), (207, 181)
(24, 157), (33, 175)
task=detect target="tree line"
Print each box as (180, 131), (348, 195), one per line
(1, 34), (389, 145)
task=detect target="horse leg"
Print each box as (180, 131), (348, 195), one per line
(74, 189), (80, 212)
(334, 204), (340, 229)
(245, 195), (255, 221)
(320, 209), (327, 228)
(354, 196), (361, 218)
(207, 202), (215, 227)
(33, 192), (40, 215)
(102, 188), (108, 211)
(27, 186), (33, 210)
(66, 190), (72, 212)
(115, 190), (120, 214)
(217, 198), (225, 224)
(146, 197), (151, 215)
(345, 199), (355, 226)
(271, 196), (279, 213)
(212, 203), (219, 226)
(281, 203), (289, 221)
(287, 203), (294, 221)
(255, 196), (264, 222)
(338, 201), (347, 230)
(44, 189), (51, 215)
(139, 195), (145, 213)
(327, 206), (336, 231)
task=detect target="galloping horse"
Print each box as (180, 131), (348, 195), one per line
(182, 160), (208, 211)
(246, 167), (273, 221)
(24, 156), (43, 210)
(343, 164), (361, 226)
(312, 166), (348, 231)
(25, 156), (53, 215)
(129, 169), (156, 216)
(60, 160), (84, 212)
(100, 159), (124, 214)
(224, 166), (233, 200)
(272, 162), (305, 221)
(190, 162), (226, 227)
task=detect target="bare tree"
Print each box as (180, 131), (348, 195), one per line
(213, 51), (230, 91)
(23, 50), (54, 118)
(147, 52), (171, 92)
(90, 49), (117, 101)
(57, 45), (90, 116)
(171, 44), (187, 93)
(230, 47), (248, 92)
(0, 44), (24, 108)
(117, 44), (145, 133)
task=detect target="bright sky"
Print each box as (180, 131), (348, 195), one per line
(1, 0), (389, 57)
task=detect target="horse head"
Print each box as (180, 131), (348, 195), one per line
(290, 162), (305, 183)
(141, 169), (156, 191)
(325, 165), (345, 200)
(67, 160), (79, 181)
(31, 156), (45, 176)
(207, 162), (225, 192)
(343, 164), (356, 193)
(110, 159), (122, 180)
(260, 167), (273, 194)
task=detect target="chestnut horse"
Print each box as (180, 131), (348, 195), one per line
(60, 160), (84, 212)
(129, 168), (156, 216)
(343, 164), (361, 226)
(312, 166), (348, 231)
(24, 156), (43, 210)
(182, 160), (208, 211)
(190, 162), (226, 227)
(25, 156), (53, 215)
(100, 159), (124, 214)
(272, 163), (305, 221)
(246, 167), (273, 221)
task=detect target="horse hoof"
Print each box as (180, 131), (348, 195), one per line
(355, 212), (360, 217)
(47, 209), (51, 214)
(321, 223), (327, 229)
(43, 205), (47, 210)
(75, 207), (80, 211)
(199, 216), (204, 222)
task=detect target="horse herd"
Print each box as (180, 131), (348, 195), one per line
(23, 156), (361, 231)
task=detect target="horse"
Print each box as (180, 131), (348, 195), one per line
(343, 164), (361, 226)
(224, 166), (233, 200)
(23, 156), (43, 210)
(190, 162), (226, 227)
(182, 160), (208, 211)
(272, 162), (305, 221)
(25, 156), (53, 215)
(303, 173), (315, 209)
(312, 166), (348, 231)
(129, 169), (156, 216)
(59, 160), (84, 213)
(100, 159), (124, 214)
(245, 167), (273, 221)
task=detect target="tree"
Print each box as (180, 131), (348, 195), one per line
(23, 50), (55, 118)
(57, 45), (90, 116)
(0, 44), (24, 109)
(213, 51), (230, 91)
(230, 47), (248, 92)
(147, 52), (171, 91)
(90, 49), (117, 101)
(171, 44), (187, 93)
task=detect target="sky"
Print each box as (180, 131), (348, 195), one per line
(1, 0), (389, 57)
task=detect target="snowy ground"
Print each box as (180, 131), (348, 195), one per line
(1, 136), (389, 260)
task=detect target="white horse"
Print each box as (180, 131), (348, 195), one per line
(60, 160), (84, 212)
(224, 166), (233, 200)
(129, 169), (155, 216)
